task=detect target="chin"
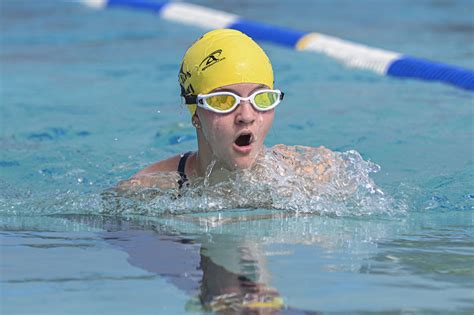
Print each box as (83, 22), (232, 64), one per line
(231, 156), (258, 170)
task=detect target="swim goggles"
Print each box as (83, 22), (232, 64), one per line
(184, 89), (284, 114)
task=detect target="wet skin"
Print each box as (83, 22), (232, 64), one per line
(124, 83), (276, 188)
(194, 83), (275, 172)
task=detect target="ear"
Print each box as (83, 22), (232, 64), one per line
(192, 113), (201, 129)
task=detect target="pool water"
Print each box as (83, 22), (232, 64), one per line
(1, 0), (473, 314)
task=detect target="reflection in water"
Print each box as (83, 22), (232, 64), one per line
(3, 212), (472, 313)
(63, 215), (299, 314)
(199, 254), (284, 314)
(85, 218), (283, 314)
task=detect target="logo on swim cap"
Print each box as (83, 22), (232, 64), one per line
(179, 63), (195, 96)
(179, 63), (191, 86)
(199, 49), (226, 71)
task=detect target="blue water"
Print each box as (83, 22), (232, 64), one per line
(1, 0), (473, 314)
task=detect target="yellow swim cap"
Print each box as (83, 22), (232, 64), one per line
(179, 29), (274, 115)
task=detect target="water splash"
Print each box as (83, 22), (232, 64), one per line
(101, 145), (406, 217)
(0, 181), (102, 217)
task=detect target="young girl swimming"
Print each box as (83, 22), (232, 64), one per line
(101, 29), (392, 314)
(103, 29), (388, 312)
(120, 28), (338, 191)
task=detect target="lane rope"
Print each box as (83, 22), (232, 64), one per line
(80, 0), (474, 91)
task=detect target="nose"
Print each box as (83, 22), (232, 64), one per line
(234, 100), (256, 125)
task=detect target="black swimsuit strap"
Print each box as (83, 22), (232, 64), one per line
(177, 151), (192, 189)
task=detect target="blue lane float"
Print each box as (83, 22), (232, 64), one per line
(81, 0), (474, 91)
(107, 0), (167, 11)
(387, 57), (474, 90)
(228, 19), (306, 48)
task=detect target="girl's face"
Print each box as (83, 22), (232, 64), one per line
(196, 83), (275, 170)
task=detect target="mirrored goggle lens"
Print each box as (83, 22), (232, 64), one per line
(254, 91), (279, 109)
(205, 95), (236, 111)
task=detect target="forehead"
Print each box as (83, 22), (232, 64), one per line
(211, 83), (268, 95)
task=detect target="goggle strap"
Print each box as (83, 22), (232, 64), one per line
(184, 95), (198, 105)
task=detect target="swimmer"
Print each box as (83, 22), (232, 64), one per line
(119, 29), (339, 191)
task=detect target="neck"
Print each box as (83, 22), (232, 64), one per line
(193, 130), (234, 184)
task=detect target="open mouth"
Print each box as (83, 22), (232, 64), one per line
(234, 133), (253, 147)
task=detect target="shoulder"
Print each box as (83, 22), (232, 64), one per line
(117, 153), (189, 190)
(133, 154), (183, 177)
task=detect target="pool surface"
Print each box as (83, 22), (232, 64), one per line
(1, 0), (473, 314)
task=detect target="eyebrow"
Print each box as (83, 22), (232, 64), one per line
(212, 84), (268, 94)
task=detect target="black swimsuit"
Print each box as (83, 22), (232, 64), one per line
(177, 151), (192, 189)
